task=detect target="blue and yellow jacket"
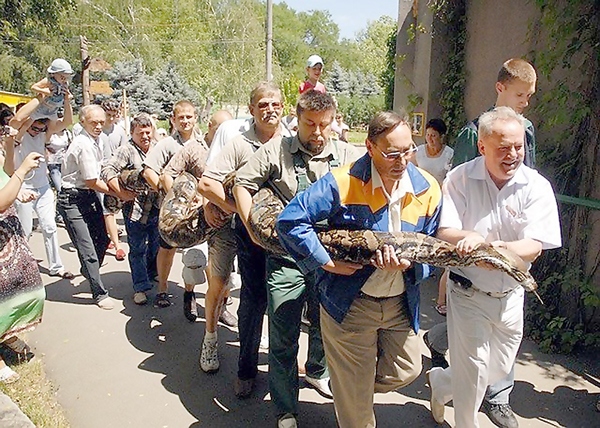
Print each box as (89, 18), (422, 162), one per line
(276, 153), (442, 332)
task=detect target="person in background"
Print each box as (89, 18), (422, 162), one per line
(46, 109), (72, 224)
(100, 99), (129, 261)
(413, 118), (454, 316)
(333, 112), (349, 142)
(299, 55), (326, 94)
(415, 118), (453, 185)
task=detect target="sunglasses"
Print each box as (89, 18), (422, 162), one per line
(31, 126), (47, 133)
(371, 143), (417, 161)
(256, 101), (282, 110)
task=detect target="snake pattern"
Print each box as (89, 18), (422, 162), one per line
(108, 170), (538, 293)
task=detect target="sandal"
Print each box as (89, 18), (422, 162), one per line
(435, 304), (447, 316)
(154, 292), (172, 308)
(2, 338), (34, 363)
(50, 270), (75, 280)
(0, 366), (20, 384)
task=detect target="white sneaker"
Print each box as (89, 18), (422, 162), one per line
(277, 413), (297, 428)
(97, 297), (114, 310)
(305, 375), (333, 398)
(133, 292), (147, 305)
(426, 368), (445, 424)
(199, 339), (219, 373)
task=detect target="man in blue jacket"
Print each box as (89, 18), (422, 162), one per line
(276, 111), (442, 428)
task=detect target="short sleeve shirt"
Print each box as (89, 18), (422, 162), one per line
(440, 157), (561, 293)
(61, 130), (103, 189)
(100, 124), (128, 163)
(163, 139), (209, 179)
(203, 126), (277, 183)
(235, 136), (362, 202)
(143, 130), (204, 174)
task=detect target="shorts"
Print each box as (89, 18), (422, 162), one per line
(208, 222), (237, 279)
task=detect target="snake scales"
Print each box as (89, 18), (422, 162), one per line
(112, 169), (538, 294)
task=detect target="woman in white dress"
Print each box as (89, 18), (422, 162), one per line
(414, 118), (453, 316)
(415, 118), (453, 185)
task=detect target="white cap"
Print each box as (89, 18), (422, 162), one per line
(181, 247), (207, 285)
(47, 58), (74, 75)
(306, 55), (323, 68)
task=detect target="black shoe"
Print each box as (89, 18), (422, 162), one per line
(183, 291), (197, 322)
(482, 402), (519, 428)
(423, 332), (449, 369)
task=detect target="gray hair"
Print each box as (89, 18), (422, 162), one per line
(79, 104), (105, 121)
(130, 113), (154, 134)
(478, 106), (525, 139)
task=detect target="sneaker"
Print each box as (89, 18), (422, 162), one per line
(0, 366), (20, 384)
(234, 377), (255, 398)
(305, 375), (333, 399)
(97, 297), (114, 310)
(426, 368), (445, 424)
(277, 413), (297, 428)
(423, 332), (449, 369)
(183, 291), (198, 322)
(133, 292), (147, 305)
(199, 339), (219, 373)
(482, 402), (519, 428)
(219, 307), (238, 327)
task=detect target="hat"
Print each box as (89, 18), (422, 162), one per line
(47, 58), (74, 75)
(306, 55), (324, 68)
(181, 247), (207, 285)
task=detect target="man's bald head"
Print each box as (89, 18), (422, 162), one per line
(205, 110), (233, 146)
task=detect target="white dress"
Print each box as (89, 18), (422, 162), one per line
(415, 144), (454, 184)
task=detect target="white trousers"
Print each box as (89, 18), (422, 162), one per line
(15, 184), (64, 274)
(433, 280), (523, 428)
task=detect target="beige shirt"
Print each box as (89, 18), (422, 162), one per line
(203, 126), (279, 182)
(360, 161), (415, 298)
(235, 135), (361, 202)
(143, 129), (204, 174)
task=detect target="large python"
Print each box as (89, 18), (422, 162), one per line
(112, 170), (539, 297)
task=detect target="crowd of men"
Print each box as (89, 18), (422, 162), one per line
(3, 55), (562, 428)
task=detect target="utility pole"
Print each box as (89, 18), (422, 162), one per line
(265, 0), (273, 81)
(80, 35), (91, 106)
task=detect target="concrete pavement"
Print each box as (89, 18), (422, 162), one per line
(22, 221), (600, 427)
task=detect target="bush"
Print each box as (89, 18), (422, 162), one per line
(337, 94), (385, 129)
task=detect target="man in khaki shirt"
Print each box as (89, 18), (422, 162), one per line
(234, 90), (360, 428)
(142, 100), (204, 309)
(198, 82), (287, 389)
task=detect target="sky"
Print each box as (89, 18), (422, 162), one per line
(274, 0), (398, 40)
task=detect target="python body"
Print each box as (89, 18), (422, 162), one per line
(110, 170), (538, 295)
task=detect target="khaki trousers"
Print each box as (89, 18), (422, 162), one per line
(320, 294), (421, 428)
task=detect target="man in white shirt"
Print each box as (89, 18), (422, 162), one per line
(57, 105), (117, 310)
(427, 107), (561, 427)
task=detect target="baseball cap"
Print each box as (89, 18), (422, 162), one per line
(47, 58), (74, 75)
(306, 55), (324, 68)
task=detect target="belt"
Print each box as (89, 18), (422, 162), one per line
(61, 188), (94, 196)
(449, 271), (516, 299)
(357, 291), (403, 302)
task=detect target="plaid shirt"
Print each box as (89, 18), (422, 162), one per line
(101, 140), (159, 224)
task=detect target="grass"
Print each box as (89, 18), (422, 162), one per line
(347, 130), (367, 145)
(0, 358), (70, 427)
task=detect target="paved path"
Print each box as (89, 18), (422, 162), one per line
(24, 222), (600, 427)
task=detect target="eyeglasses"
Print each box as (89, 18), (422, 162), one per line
(256, 101), (282, 110)
(371, 143), (417, 161)
(30, 126), (47, 133)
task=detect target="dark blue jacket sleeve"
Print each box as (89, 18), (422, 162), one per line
(276, 173), (339, 275)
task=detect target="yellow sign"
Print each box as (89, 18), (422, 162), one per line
(90, 81), (114, 95)
(0, 90), (33, 108)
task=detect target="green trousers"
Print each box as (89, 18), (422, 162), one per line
(267, 254), (328, 416)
